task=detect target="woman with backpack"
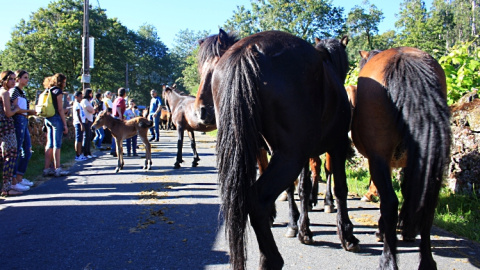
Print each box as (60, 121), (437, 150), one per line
(42, 73), (69, 177)
(0, 70), (21, 196)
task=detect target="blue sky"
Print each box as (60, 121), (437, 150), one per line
(0, 0), (433, 51)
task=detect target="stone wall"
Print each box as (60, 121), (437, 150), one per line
(28, 116), (75, 147)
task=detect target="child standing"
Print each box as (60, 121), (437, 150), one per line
(73, 91), (87, 161)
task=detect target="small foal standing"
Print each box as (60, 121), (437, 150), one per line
(92, 111), (153, 172)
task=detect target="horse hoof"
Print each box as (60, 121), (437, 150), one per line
(361, 195), (371, 202)
(308, 205), (313, 212)
(192, 162), (198, 167)
(174, 163), (181, 169)
(324, 205), (335, 213)
(375, 231), (384, 242)
(284, 227), (297, 238)
(299, 235), (314, 245)
(346, 242), (360, 253)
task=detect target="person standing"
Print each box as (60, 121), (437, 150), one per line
(10, 70), (36, 189)
(92, 91), (105, 150)
(0, 70), (22, 195)
(73, 91), (87, 161)
(103, 91), (113, 113)
(81, 88), (96, 159)
(110, 87), (126, 157)
(124, 99), (138, 156)
(43, 73), (69, 177)
(148, 89), (162, 142)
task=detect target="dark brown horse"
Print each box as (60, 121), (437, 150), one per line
(198, 30), (358, 269)
(92, 111), (153, 173)
(163, 85), (216, 169)
(352, 47), (451, 269)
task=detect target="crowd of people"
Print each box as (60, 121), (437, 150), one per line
(0, 68), (163, 197)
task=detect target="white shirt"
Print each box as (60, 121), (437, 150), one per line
(73, 101), (85, 124)
(81, 99), (94, 122)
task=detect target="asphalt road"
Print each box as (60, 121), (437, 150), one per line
(0, 130), (479, 270)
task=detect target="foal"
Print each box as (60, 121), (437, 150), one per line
(92, 111), (153, 173)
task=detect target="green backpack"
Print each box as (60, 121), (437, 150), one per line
(35, 88), (55, 117)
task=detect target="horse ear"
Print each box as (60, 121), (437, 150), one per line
(314, 37), (321, 45)
(359, 50), (369, 59)
(218, 29), (229, 49)
(341, 36), (349, 47)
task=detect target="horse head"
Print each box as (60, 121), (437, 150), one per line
(314, 36), (349, 82)
(92, 110), (110, 130)
(194, 29), (238, 126)
(358, 49), (382, 70)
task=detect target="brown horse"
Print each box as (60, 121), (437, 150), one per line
(92, 111), (153, 173)
(162, 85), (216, 169)
(159, 106), (173, 130)
(352, 47), (451, 269)
(198, 29), (358, 270)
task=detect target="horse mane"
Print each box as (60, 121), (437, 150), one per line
(315, 37), (349, 82)
(197, 29), (239, 72)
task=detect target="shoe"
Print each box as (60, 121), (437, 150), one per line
(127, 153), (131, 157)
(90, 154), (97, 158)
(11, 183), (30, 192)
(132, 153), (138, 156)
(75, 155), (88, 161)
(20, 179), (34, 187)
(87, 155), (93, 159)
(54, 168), (69, 177)
(154, 139), (159, 142)
(110, 152), (117, 157)
(43, 168), (55, 177)
(1, 189), (23, 196)
(149, 137), (155, 142)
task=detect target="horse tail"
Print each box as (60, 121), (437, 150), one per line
(216, 47), (262, 269)
(383, 49), (451, 238)
(138, 117), (153, 128)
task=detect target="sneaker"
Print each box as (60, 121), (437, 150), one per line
(149, 137), (155, 142)
(90, 154), (97, 158)
(54, 168), (69, 177)
(75, 155), (88, 161)
(127, 153), (131, 157)
(11, 183), (30, 192)
(20, 179), (34, 187)
(87, 155), (93, 159)
(42, 168), (55, 177)
(132, 153), (138, 156)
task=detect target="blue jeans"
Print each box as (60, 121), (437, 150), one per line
(149, 114), (160, 140)
(126, 135), (137, 154)
(45, 114), (63, 149)
(94, 127), (104, 148)
(13, 115), (32, 176)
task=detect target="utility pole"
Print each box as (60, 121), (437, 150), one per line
(82, 0), (91, 90)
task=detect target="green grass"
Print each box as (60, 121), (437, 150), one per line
(23, 139), (76, 182)
(343, 158), (480, 242)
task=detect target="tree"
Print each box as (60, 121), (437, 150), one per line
(223, 0), (345, 42)
(170, 29), (210, 94)
(346, 1), (384, 50)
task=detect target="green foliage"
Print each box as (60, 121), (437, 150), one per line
(346, 1), (384, 50)
(223, 0), (345, 42)
(434, 188), (480, 242)
(439, 41), (480, 105)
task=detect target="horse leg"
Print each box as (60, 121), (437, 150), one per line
(257, 149), (277, 226)
(309, 157), (321, 211)
(361, 178), (379, 202)
(324, 153), (335, 213)
(174, 128), (184, 169)
(139, 133), (152, 170)
(418, 213), (437, 270)
(248, 153), (305, 270)
(284, 182), (299, 238)
(115, 137), (123, 173)
(329, 148), (360, 252)
(297, 163), (314, 244)
(369, 158), (399, 269)
(188, 131), (200, 167)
